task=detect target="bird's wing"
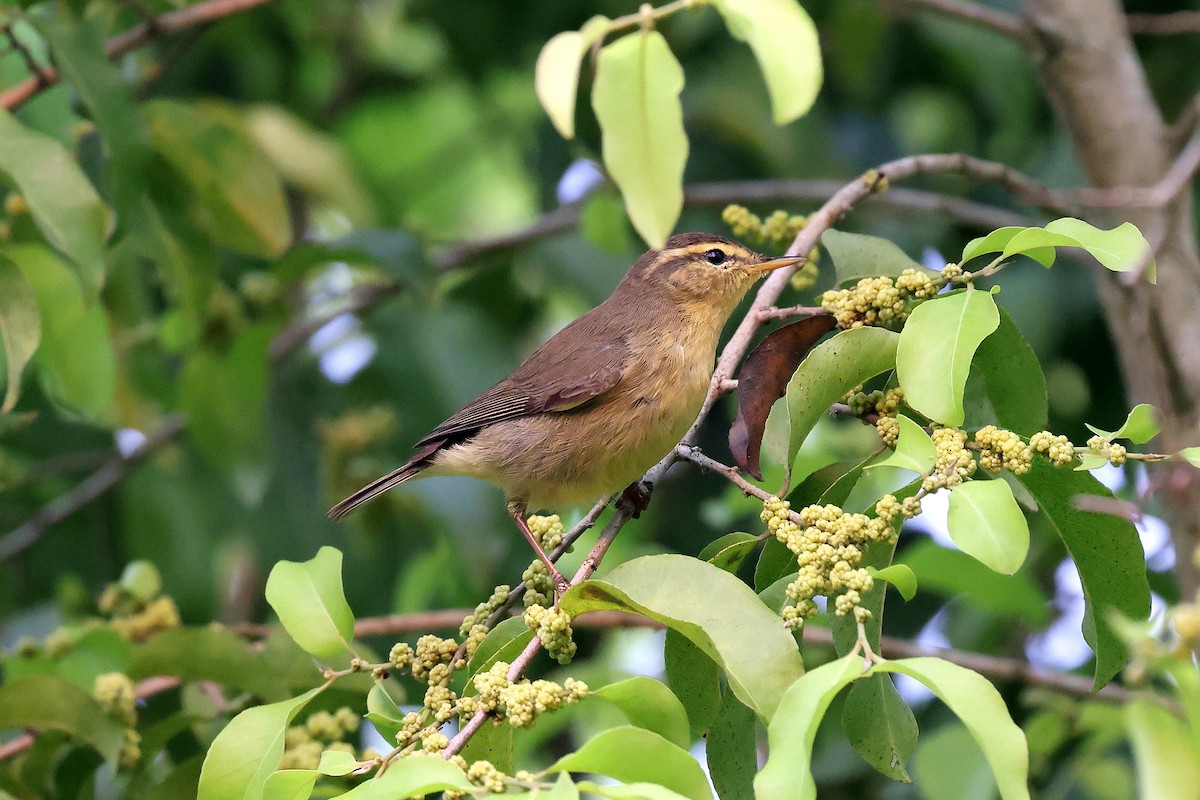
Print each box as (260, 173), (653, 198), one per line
(414, 328), (630, 447)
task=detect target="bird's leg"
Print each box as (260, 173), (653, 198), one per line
(506, 501), (570, 598)
(618, 480), (653, 519)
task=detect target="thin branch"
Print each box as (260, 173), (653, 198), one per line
(0, 0), (276, 111)
(268, 281), (405, 362)
(434, 204), (582, 272)
(676, 443), (779, 505)
(757, 304), (826, 322)
(1073, 119), (1200, 208)
(1, 25), (51, 89)
(1126, 11), (1200, 36)
(0, 414), (185, 563)
(882, 0), (1035, 47)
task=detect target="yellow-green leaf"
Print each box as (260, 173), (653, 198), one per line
(0, 254), (40, 412)
(592, 30), (686, 247)
(946, 479), (1029, 575)
(712, 0), (822, 124)
(535, 17), (609, 139)
(264, 547), (356, 662)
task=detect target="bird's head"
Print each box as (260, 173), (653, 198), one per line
(617, 232), (805, 319)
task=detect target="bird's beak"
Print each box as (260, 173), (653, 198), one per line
(750, 255), (806, 273)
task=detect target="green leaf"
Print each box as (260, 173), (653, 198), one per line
(786, 327), (900, 464)
(706, 690), (757, 800)
(869, 564), (917, 601)
(55, 628), (132, 691)
(562, 555), (804, 720)
(664, 628), (721, 739)
(963, 306), (1048, 435)
(1086, 403), (1161, 444)
(0, 254), (40, 412)
(842, 675), (917, 782)
(535, 17), (610, 139)
(961, 227), (1054, 268)
(0, 111), (112, 302)
(1181, 447), (1200, 468)
(1015, 460), (1150, 688)
(1125, 701), (1200, 800)
(593, 677), (691, 749)
(912, 723), (998, 800)
(9, 245), (115, 421)
(0, 675), (125, 766)
(711, 0), (822, 124)
(871, 658), (1030, 800)
(576, 781), (692, 800)
(462, 711), (514, 774)
(35, 12), (151, 211)
(262, 769), (320, 800)
(179, 324), (272, 501)
(865, 414), (935, 475)
(265, 547), (356, 663)
(334, 754), (472, 799)
(592, 30), (687, 247)
(547, 726), (712, 800)
(365, 681), (406, 741)
(538, 773), (580, 800)
(1041, 218), (1155, 283)
(698, 532), (759, 573)
(897, 288), (1000, 426)
(899, 540), (1050, 625)
(198, 687), (324, 800)
(755, 653), (864, 800)
(146, 99), (291, 258)
(822, 229), (934, 284)
(946, 480), (1029, 575)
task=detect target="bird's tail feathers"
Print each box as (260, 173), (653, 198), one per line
(327, 461), (424, 520)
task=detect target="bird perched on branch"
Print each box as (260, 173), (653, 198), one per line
(329, 232), (803, 594)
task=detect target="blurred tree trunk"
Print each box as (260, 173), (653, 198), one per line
(1024, 0), (1200, 597)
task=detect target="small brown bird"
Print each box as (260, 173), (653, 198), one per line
(329, 233), (803, 593)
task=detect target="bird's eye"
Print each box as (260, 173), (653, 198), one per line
(704, 249), (727, 265)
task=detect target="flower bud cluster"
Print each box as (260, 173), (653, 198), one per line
(847, 387), (904, 418)
(974, 425), (1034, 475)
(468, 661), (588, 728)
(923, 427), (978, 492)
(821, 269), (944, 330)
(527, 514), (565, 551)
(1029, 431), (1075, 467)
(525, 604), (577, 664)
(460, 585), (511, 638)
(280, 707), (362, 770)
(876, 416), (900, 446)
(722, 205), (807, 249)
(94, 672), (141, 768)
(1086, 434), (1128, 466)
(761, 495), (912, 628)
(522, 560), (556, 609)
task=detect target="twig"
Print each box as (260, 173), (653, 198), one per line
(882, 0), (1035, 47)
(1, 25), (51, 89)
(757, 304), (826, 322)
(676, 444), (778, 505)
(0, 414), (185, 563)
(1072, 120), (1200, 208)
(443, 507), (631, 758)
(1126, 11), (1200, 36)
(435, 204), (582, 272)
(269, 281), (405, 362)
(0, 0), (276, 110)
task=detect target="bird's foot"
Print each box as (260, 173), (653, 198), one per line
(618, 481), (653, 518)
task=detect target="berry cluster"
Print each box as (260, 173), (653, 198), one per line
(923, 427), (979, 492)
(761, 495), (915, 628)
(1086, 434), (1128, 466)
(280, 707), (366, 770)
(974, 425), (1034, 475)
(94, 672), (141, 768)
(820, 266), (959, 329)
(463, 660), (588, 729)
(525, 604), (578, 664)
(846, 386), (904, 418)
(1029, 431), (1075, 467)
(722, 204), (820, 291)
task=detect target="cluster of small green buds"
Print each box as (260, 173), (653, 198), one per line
(760, 496), (899, 628)
(1029, 431), (1075, 467)
(876, 416), (900, 446)
(923, 427), (978, 492)
(421, 731), (449, 753)
(894, 269), (939, 300)
(527, 514), (565, 550)
(411, 634), (459, 682)
(789, 259), (820, 292)
(822, 268), (955, 330)
(1086, 434), (1128, 466)
(525, 604), (577, 664)
(280, 707), (361, 770)
(847, 386), (904, 417)
(470, 661), (588, 728)
(93, 672), (137, 727)
(722, 205), (807, 249)
(316, 407), (397, 454)
(388, 641), (414, 669)
(466, 760), (507, 794)
(98, 591), (181, 642)
(940, 263), (965, 281)
(522, 560), (556, 609)
(974, 425), (1034, 475)
(460, 585), (511, 637)
(424, 682), (458, 723)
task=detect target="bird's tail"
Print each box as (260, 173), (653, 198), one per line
(327, 460), (424, 520)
